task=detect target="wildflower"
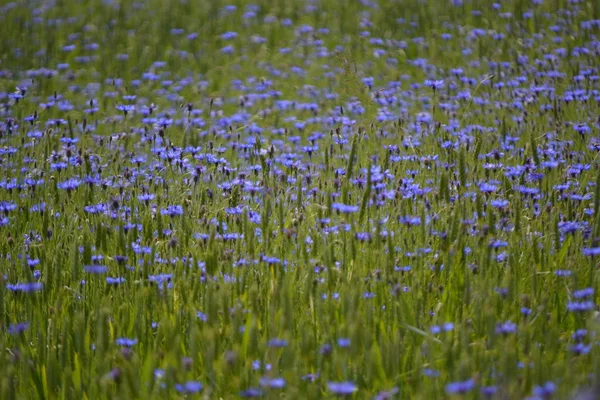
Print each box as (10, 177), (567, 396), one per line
(445, 379), (475, 394)
(197, 311), (208, 321)
(424, 79), (445, 91)
(160, 205), (183, 217)
(259, 377), (286, 389)
(423, 368), (440, 377)
(175, 381), (203, 394)
(6, 282), (43, 292)
(573, 288), (594, 299)
(570, 343), (592, 355)
(374, 387), (399, 400)
(115, 338), (138, 347)
(532, 381), (557, 398)
(240, 388), (263, 397)
(8, 322), (29, 335)
(572, 329), (588, 341)
(567, 301), (595, 312)
(582, 247), (600, 257)
(481, 386), (498, 396)
(302, 373), (319, 382)
(495, 320), (517, 335)
(328, 381), (358, 396)
(57, 177), (81, 191)
(332, 203), (359, 213)
(0, 201), (16, 214)
(267, 338), (288, 348)
(84, 265), (108, 274)
(116, 104), (135, 115)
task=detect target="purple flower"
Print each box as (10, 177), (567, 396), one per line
(424, 79), (445, 91)
(533, 381), (557, 397)
(572, 329), (588, 341)
(332, 203), (359, 213)
(6, 282), (43, 293)
(481, 386), (498, 396)
(267, 338), (288, 348)
(567, 301), (595, 312)
(495, 320), (517, 335)
(115, 337), (138, 347)
(570, 343), (592, 355)
(573, 288), (594, 299)
(8, 322), (29, 335)
(84, 265), (108, 274)
(374, 387), (399, 400)
(489, 240), (508, 249)
(445, 379), (475, 394)
(479, 183), (498, 193)
(240, 388), (263, 398)
(160, 205), (183, 217)
(328, 381), (357, 396)
(302, 373), (319, 382)
(138, 193), (155, 203)
(259, 377), (286, 389)
(0, 201), (16, 214)
(197, 311), (208, 321)
(582, 247), (600, 257)
(175, 381), (203, 394)
(116, 104), (135, 114)
(57, 177), (81, 191)
(490, 199), (509, 208)
(221, 31), (238, 40)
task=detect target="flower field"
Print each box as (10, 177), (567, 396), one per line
(1, 0), (600, 398)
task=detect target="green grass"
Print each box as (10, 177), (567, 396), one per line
(0, 0), (599, 398)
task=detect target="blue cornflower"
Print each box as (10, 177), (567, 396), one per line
(567, 301), (595, 312)
(0, 201), (16, 214)
(582, 247), (600, 257)
(8, 322), (29, 335)
(221, 32), (238, 40)
(445, 379), (475, 394)
(490, 199), (509, 208)
(570, 343), (592, 355)
(495, 320), (517, 335)
(116, 104), (135, 114)
(115, 338), (137, 347)
(57, 177), (81, 191)
(6, 282), (43, 292)
(138, 193), (155, 203)
(267, 338), (288, 348)
(489, 240), (508, 249)
(533, 381), (556, 398)
(573, 288), (594, 299)
(197, 311), (208, 321)
(84, 265), (108, 274)
(374, 387), (399, 400)
(424, 79), (445, 91)
(240, 388), (263, 398)
(332, 203), (359, 213)
(481, 386), (498, 396)
(479, 183), (498, 193)
(259, 377), (286, 389)
(328, 381), (357, 396)
(572, 329), (588, 341)
(160, 205), (183, 217)
(175, 381), (203, 394)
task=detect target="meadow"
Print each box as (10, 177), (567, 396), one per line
(0, 0), (599, 398)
